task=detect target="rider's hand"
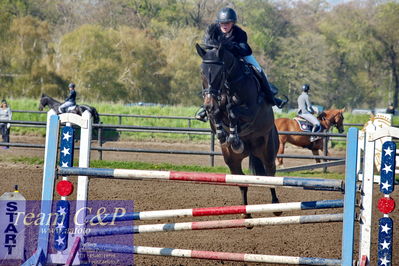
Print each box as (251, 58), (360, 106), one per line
(224, 41), (237, 50)
(6, 123), (10, 129)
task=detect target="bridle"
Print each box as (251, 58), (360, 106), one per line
(320, 112), (344, 131)
(201, 59), (226, 98)
(201, 53), (244, 99)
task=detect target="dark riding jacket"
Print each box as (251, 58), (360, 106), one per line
(65, 90), (76, 105)
(204, 23), (252, 57)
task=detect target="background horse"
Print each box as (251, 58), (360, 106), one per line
(39, 94), (100, 124)
(274, 109), (345, 168)
(195, 43), (281, 216)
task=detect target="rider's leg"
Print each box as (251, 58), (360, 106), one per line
(300, 114), (320, 142)
(244, 55), (288, 108)
(58, 101), (73, 114)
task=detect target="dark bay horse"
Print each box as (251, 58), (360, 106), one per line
(195, 43), (280, 216)
(39, 94), (100, 124)
(274, 109), (345, 168)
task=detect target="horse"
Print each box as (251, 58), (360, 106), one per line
(195, 43), (281, 217)
(274, 109), (345, 168)
(39, 94), (100, 124)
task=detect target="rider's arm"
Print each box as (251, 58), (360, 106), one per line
(305, 96), (315, 114)
(228, 28), (252, 57)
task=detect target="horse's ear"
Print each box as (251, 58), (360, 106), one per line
(196, 43), (206, 58)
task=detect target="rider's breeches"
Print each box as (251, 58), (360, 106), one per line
(299, 114), (320, 129)
(244, 55), (262, 73)
(59, 101), (74, 113)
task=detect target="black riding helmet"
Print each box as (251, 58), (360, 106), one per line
(302, 84), (310, 92)
(68, 83), (75, 89)
(216, 7), (237, 23)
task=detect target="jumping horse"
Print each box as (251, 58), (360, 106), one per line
(195, 43), (281, 217)
(274, 109), (345, 168)
(39, 94), (100, 124)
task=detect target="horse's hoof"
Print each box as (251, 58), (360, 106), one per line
(241, 213), (254, 229)
(231, 139), (244, 154)
(272, 198), (283, 216)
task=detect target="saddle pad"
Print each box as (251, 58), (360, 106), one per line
(294, 117), (312, 132)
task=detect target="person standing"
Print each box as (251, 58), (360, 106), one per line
(297, 84), (320, 142)
(0, 99), (12, 149)
(58, 83), (77, 114)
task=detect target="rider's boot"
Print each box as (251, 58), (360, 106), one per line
(195, 105), (208, 122)
(310, 125), (318, 142)
(255, 69), (288, 109)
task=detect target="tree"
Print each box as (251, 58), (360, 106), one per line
(160, 27), (203, 105)
(371, 2), (399, 109)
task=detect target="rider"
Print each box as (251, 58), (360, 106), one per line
(58, 83), (77, 114)
(297, 84), (320, 142)
(195, 7), (288, 122)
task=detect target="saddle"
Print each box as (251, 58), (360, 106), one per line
(294, 117), (321, 132)
(67, 105), (76, 111)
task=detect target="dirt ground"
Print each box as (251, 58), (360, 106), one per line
(0, 136), (397, 265)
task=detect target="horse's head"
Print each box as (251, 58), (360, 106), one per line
(318, 108), (345, 133)
(38, 94), (48, 111)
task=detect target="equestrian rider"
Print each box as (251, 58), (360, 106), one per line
(59, 83), (76, 114)
(0, 99), (12, 149)
(297, 84), (320, 142)
(195, 7), (288, 122)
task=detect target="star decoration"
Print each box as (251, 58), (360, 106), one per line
(380, 223), (391, 234)
(379, 240), (390, 250)
(384, 146), (394, 157)
(58, 206), (67, 215)
(382, 164), (392, 174)
(56, 222), (65, 230)
(61, 161), (69, 167)
(379, 256), (390, 266)
(63, 131), (72, 141)
(61, 147), (70, 156)
(55, 235), (65, 246)
(381, 181), (392, 191)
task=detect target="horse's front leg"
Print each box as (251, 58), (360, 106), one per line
(226, 104), (244, 153)
(210, 109), (227, 144)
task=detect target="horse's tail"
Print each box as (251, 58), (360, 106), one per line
(248, 154), (266, 176)
(80, 105), (100, 124)
(91, 107), (100, 124)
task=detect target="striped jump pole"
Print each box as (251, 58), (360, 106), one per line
(58, 167), (344, 191)
(82, 243), (342, 265)
(86, 199), (344, 223)
(85, 213), (343, 236)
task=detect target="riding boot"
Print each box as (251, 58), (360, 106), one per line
(195, 106), (208, 122)
(255, 69), (288, 109)
(310, 125), (318, 142)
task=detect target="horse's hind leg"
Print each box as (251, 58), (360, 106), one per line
(220, 147), (248, 206)
(276, 135), (287, 168)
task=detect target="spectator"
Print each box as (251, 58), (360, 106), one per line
(0, 99), (12, 149)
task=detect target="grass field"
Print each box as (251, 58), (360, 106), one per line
(6, 97), (393, 146)
(6, 155), (346, 180)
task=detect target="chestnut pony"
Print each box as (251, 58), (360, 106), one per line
(275, 109), (345, 168)
(195, 43), (280, 216)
